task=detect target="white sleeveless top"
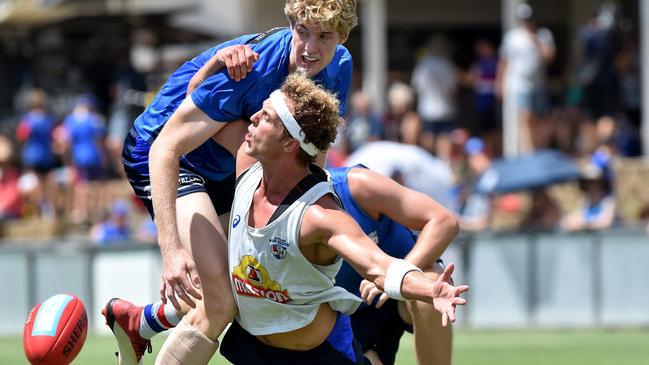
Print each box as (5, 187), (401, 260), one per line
(228, 162), (361, 336)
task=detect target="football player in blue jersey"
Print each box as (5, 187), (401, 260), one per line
(101, 1), (358, 364)
(329, 165), (458, 365)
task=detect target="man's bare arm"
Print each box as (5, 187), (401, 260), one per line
(149, 96), (227, 309)
(302, 200), (468, 325)
(347, 168), (459, 269)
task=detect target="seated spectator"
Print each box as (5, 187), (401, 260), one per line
(90, 200), (131, 245)
(384, 82), (421, 143)
(562, 163), (616, 231)
(135, 217), (157, 244)
(520, 188), (561, 231)
(458, 137), (493, 231)
(343, 90), (384, 154)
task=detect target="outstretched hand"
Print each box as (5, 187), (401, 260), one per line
(160, 246), (203, 311)
(431, 263), (469, 327)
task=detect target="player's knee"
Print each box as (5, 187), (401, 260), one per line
(203, 291), (237, 320)
(402, 298), (441, 326)
(184, 301), (234, 341)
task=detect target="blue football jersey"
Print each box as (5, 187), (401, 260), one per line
(132, 28), (352, 181)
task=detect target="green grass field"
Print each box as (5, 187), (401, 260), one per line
(6, 329), (649, 364)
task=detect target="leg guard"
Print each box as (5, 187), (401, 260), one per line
(154, 319), (218, 365)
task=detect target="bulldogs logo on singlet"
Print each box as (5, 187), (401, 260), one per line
(269, 237), (289, 260)
(232, 256), (290, 303)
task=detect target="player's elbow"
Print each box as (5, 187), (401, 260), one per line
(431, 210), (460, 238)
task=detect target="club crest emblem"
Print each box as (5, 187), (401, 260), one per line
(269, 237), (289, 259)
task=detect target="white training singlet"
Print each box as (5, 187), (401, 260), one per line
(228, 162), (361, 336)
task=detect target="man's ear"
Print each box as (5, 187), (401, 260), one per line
(338, 32), (349, 44)
(284, 138), (300, 153)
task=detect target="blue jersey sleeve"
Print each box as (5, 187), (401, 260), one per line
(190, 30), (293, 123)
(191, 70), (260, 122)
(336, 50), (352, 116)
(189, 33), (263, 122)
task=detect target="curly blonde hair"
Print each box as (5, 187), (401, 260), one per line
(284, 0), (358, 36)
(280, 72), (342, 165)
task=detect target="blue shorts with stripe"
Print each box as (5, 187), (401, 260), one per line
(121, 128), (235, 217)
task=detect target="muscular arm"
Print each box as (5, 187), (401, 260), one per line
(301, 198), (467, 307)
(149, 97), (227, 255)
(346, 168), (459, 269)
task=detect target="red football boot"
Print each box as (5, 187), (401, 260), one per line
(102, 298), (152, 365)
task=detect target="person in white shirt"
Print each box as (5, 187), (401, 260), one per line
(497, 3), (555, 154)
(219, 72), (469, 364)
(411, 35), (458, 160)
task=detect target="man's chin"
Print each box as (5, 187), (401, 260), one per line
(296, 64), (322, 77)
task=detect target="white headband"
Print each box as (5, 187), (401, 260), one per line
(269, 90), (319, 156)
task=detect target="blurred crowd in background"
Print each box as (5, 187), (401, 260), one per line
(0, 1), (648, 246)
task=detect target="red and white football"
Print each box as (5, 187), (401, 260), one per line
(23, 294), (88, 365)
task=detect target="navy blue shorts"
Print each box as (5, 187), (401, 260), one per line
(422, 119), (456, 135)
(76, 164), (105, 182)
(121, 129), (235, 217)
(350, 299), (413, 365)
(221, 319), (370, 365)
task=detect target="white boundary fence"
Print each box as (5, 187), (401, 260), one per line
(1, 228), (648, 335)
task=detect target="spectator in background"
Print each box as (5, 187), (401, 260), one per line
(135, 217), (158, 244)
(0, 135), (22, 225)
(615, 35), (641, 130)
(594, 115), (640, 160)
(458, 137), (493, 231)
(384, 82), (421, 145)
(343, 90), (383, 155)
(562, 162), (616, 231)
(61, 94), (108, 224)
(90, 200), (131, 245)
(411, 34), (458, 160)
(106, 51), (147, 178)
(465, 39), (501, 156)
(520, 187), (561, 231)
(15, 89), (56, 218)
(497, 3), (555, 154)
(574, 2), (619, 123)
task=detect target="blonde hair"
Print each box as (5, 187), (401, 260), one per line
(388, 82), (415, 110)
(280, 72), (342, 165)
(284, 0), (358, 37)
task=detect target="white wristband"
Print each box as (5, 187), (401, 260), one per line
(384, 259), (422, 300)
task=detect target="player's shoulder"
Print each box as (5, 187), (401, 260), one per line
(318, 45), (352, 83)
(331, 44), (353, 70)
(335, 44), (352, 61)
(247, 27), (290, 45)
(246, 27), (292, 53)
(304, 194), (344, 227)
